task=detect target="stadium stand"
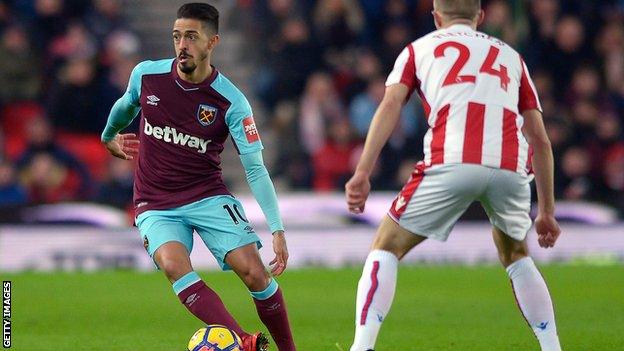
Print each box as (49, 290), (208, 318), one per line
(0, 0), (622, 218)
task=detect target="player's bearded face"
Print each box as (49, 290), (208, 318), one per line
(173, 19), (212, 74)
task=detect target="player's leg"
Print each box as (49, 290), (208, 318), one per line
(481, 169), (561, 351)
(492, 228), (561, 351)
(186, 195), (289, 350)
(351, 216), (426, 351)
(226, 244), (296, 351)
(136, 210), (248, 338)
(351, 164), (483, 351)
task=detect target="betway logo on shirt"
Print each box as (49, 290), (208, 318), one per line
(144, 119), (211, 154)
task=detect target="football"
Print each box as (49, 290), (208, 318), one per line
(187, 325), (243, 351)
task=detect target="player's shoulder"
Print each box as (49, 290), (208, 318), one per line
(132, 58), (175, 77)
(211, 71), (251, 110)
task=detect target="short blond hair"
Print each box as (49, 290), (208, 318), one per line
(433, 0), (481, 20)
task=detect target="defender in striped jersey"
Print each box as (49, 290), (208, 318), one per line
(345, 1), (562, 350)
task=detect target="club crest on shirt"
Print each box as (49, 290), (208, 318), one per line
(197, 104), (217, 126)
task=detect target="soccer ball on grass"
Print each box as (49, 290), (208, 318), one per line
(187, 325), (243, 351)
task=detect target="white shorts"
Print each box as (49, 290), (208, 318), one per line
(388, 163), (532, 241)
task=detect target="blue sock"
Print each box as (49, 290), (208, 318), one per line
(172, 271), (201, 295)
(250, 278), (278, 300)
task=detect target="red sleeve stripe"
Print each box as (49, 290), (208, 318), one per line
(400, 44), (417, 95)
(518, 58), (541, 113)
(462, 102), (486, 164)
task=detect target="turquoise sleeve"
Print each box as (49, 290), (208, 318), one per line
(101, 62), (144, 142)
(224, 95), (264, 155)
(240, 151), (284, 233)
(101, 94), (141, 142)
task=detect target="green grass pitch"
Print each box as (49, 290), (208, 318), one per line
(6, 264), (624, 350)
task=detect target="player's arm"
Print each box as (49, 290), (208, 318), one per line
(518, 57), (560, 248)
(227, 99), (288, 275)
(346, 83), (409, 213)
(100, 62), (144, 160)
(521, 109), (560, 248)
(240, 151), (284, 235)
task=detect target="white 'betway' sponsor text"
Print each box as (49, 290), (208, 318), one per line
(144, 119), (210, 154)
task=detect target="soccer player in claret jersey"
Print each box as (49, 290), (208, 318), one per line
(100, 3), (296, 351)
(345, 1), (562, 350)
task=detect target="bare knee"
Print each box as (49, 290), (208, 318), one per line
(153, 243), (192, 283)
(238, 265), (270, 291)
(498, 245), (529, 267)
(370, 216), (426, 260)
(371, 235), (407, 259)
(158, 257), (191, 283)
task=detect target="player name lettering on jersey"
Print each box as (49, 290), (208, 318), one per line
(432, 31), (505, 46)
(144, 119), (211, 154)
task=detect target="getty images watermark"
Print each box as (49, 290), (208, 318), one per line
(3, 281), (10, 348)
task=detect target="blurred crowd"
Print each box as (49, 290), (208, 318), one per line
(0, 0), (623, 217)
(242, 0), (624, 214)
(0, 0), (137, 212)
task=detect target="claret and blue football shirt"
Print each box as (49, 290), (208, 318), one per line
(102, 59), (264, 216)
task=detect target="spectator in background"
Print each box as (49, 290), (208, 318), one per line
(47, 21), (97, 70)
(376, 20), (411, 70)
(95, 156), (133, 210)
(312, 119), (358, 191)
(312, 0), (364, 51)
(100, 30), (139, 68)
(569, 99), (600, 145)
(342, 49), (383, 102)
(349, 76), (419, 140)
(602, 144), (624, 213)
(0, 159), (27, 207)
(542, 16), (592, 91)
(525, 0), (559, 66)
(299, 71), (345, 156)
(565, 65), (603, 106)
(0, 2), (10, 32)
(271, 101), (312, 188)
(19, 151), (80, 204)
(596, 20), (624, 116)
(47, 58), (106, 134)
(28, 0), (67, 52)
(84, 0), (126, 45)
(15, 115), (92, 198)
(482, 0), (518, 46)
(557, 147), (596, 201)
(0, 25), (41, 103)
(258, 17), (321, 110)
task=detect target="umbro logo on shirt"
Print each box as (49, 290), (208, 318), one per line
(146, 95), (160, 106)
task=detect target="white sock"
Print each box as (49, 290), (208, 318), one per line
(506, 257), (561, 351)
(350, 250), (399, 351)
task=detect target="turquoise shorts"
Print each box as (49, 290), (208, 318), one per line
(135, 195), (262, 270)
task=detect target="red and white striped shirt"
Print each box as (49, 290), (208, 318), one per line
(386, 24), (541, 175)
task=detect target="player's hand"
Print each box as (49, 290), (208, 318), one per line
(269, 230), (288, 276)
(535, 213), (561, 248)
(103, 133), (140, 160)
(345, 170), (371, 214)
